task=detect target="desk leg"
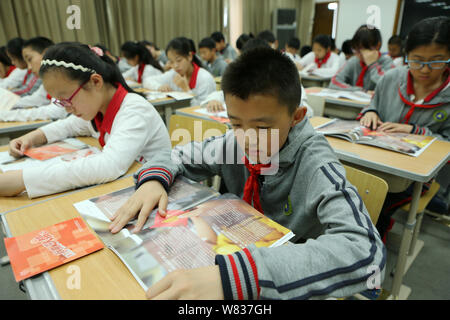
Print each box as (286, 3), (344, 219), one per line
(165, 106), (173, 126)
(390, 181), (422, 299)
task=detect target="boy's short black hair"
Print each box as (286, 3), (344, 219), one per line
(287, 37), (301, 50)
(222, 47), (301, 114)
(23, 37), (54, 54)
(199, 37), (217, 50)
(388, 35), (403, 46)
(241, 38), (270, 53)
(211, 31), (225, 43)
(341, 40), (353, 55)
(257, 30), (276, 44)
(300, 45), (312, 57)
(313, 34), (332, 49)
(6, 37), (25, 60)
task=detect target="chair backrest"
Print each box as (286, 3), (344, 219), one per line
(168, 114), (229, 148)
(306, 94), (325, 117)
(343, 164), (389, 225)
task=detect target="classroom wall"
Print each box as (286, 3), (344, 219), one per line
(335, 0), (399, 53)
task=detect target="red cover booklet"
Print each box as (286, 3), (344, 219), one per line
(4, 217), (104, 282)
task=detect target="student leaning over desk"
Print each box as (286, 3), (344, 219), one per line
(110, 47), (386, 300)
(0, 43), (171, 198)
(358, 16), (450, 240)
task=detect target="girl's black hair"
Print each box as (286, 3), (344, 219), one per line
(0, 46), (12, 67)
(23, 37), (54, 53)
(405, 16), (450, 54)
(300, 45), (312, 57)
(166, 37), (204, 68)
(39, 42), (143, 97)
(352, 25), (382, 50)
(120, 41), (163, 72)
(236, 33), (254, 50)
(6, 37), (25, 61)
(313, 34), (332, 50)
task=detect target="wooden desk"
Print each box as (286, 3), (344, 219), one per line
(306, 87), (368, 120)
(2, 176), (146, 300)
(174, 105), (231, 127)
(0, 120), (51, 142)
(310, 117), (450, 299)
(0, 137), (142, 214)
(300, 74), (331, 88)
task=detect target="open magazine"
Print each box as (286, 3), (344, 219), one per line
(73, 177), (294, 291)
(194, 107), (230, 123)
(309, 88), (372, 103)
(0, 138), (100, 172)
(0, 87), (20, 111)
(315, 119), (436, 157)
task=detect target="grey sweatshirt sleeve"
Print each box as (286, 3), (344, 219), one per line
(134, 133), (228, 191)
(215, 161), (386, 300)
(329, 59), (362, 92)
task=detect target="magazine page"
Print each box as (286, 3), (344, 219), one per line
(315, 119), (360, 142)
(0, 87), (20, 111)
(74, 176), (220, 227)
(4, 217), (104, 282)
(166, 91), (194, 101)
(309, 88), (371, 103)
(80, 194), (294, 291)
(194, 107), (229, 120)
(356, 128), (436, 157)
(23, 138), (88, 160)
(0, 145), (100, 172)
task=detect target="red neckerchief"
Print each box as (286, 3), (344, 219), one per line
(315, 51), (331, 69)
(188, 63), (200, 89)
(356, 51), (381, 87)
(242, 156), (271, 214)
(398, 70), (449, 123)
(94, 83), (128, 147)
(22, 69), (32, 85)
(137, 63), (145, 84)
(5, 66), (16, 77)
(46, 94), (52, 100)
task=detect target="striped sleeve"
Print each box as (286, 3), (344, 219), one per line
(135, 166), (174, 191)
(215, 247), (260, 300)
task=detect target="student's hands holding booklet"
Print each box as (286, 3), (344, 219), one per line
(9, 129), (48, 158)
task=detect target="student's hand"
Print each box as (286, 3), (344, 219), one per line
(360, 111), (382, 130)
(173, 73), (190, 92)
(296, 63), (304, 71)
(146, 265), (224, 300)
(158, 84), (172, 92)
(9, 137), (33, 158)
(378, 122), (413, 134)
(224, 58), (232, 64)
(109, 180), (168, 234)
(0, 170), (25, 197)
(361, 49), (379, 66)
(206, 100), (225, 113)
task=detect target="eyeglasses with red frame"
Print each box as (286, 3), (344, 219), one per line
(53, 80), (88, 108)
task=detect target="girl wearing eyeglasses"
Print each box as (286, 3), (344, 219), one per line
(359, 16), (449, 138)
(358, 16), (450, 241)
(0, 42), (171, 198)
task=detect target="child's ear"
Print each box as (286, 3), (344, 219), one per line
(90, 73), (104, 89)
(291, 107), (307, 127)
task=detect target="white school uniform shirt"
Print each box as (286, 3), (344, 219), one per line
(13, 84), (51, 109)
(338, 52), (347, 68)
(392, 56), (405, 68)
(0, 101), (68, 122)
(0, 68), (28, 90)
(200, 85), (314, 118)
(143, 66), (216, 106)
(299, 51), (340, 78)
(285, 52), (302, 65)
(22, 90), (172, 198)
(122, 64), (163, 83)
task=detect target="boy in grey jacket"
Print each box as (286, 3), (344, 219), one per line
(110, 48), (386, 300)
(330, 24), (394, 92)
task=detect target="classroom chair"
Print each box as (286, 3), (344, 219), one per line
(168, 114), (229, 191)
(343, 164), (389, 225)
(306, 94), (325, 117)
